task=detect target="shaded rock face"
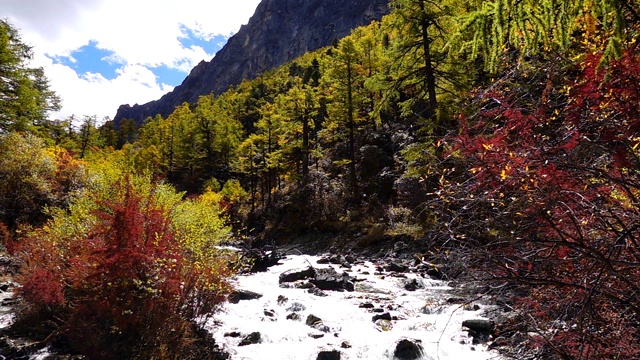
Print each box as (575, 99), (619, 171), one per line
(114, 0), (391, 125)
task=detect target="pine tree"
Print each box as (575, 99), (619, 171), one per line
(0, 19), (60, 132)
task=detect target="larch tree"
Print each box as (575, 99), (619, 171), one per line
(453, 0), (637, 71)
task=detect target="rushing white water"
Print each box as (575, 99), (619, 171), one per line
(0, 286), (15, 330)
(207, 254), (501, 360)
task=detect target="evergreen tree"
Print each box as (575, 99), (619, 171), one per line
(0, 19), (60, 132)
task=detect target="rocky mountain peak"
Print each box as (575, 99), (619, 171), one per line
(113, 0), (390, 125)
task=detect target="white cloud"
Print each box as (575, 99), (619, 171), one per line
(36, 54), (173, 121)
(3, 0), (261, 121)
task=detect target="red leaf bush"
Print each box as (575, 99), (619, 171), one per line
(438, 51), (640, 358)
(14, 177), (236, 359)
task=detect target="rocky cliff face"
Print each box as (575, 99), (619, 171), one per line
(114, 0), (390, 125)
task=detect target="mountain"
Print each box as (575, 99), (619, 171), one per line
(113, 0), (390, 125)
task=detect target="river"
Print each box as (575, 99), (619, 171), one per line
(207, 253), (501, 360)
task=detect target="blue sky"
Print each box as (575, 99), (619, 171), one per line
(50, 31), (230, 87)
(3, 0), (261, 122)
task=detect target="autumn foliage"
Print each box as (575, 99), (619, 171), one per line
(15, 178), (236, 359)
(439, 50), (640, 358)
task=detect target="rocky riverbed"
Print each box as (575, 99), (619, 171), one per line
(0, 247), (509, 359)
(207, 252), (503, 360)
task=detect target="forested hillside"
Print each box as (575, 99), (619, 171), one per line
(2, 0), (640, 358)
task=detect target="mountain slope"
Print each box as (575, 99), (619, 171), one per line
(114, 0), (390, 125)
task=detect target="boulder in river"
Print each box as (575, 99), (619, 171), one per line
(279, 267), (315, 283)
(462, 319), (494, 332)
(403, 278), (422, 291)
(372, 312), (392, 322)
(393, 338), (423, 360)
(238, 332), (262, 346)
(386, 262), (408, 273)
(306, 314), (323, 326)
(317, 350), (341, 360)
(227, 289), (263, 304)
(248, 249), (282, 272)
(462, 319), (494, 344)
(306, 314), (330, 333)
(311, 267), (354, 292)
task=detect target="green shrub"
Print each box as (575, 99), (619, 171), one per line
(15, 172), (236, 359)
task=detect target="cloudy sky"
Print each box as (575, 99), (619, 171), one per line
(4, 0), (261, 122)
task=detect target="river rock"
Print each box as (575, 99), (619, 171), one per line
(317, 350), (341, 360)
(462, 319), (494, 344)
(279, 267), (315, 283)
(306, 314), (323, 326)
(372, 312), (392, 322)
(308, 287), (328, 297)
(426, 267), (443, 279)
(248, 249), (282, 272)
(393, 339), (423, 360)
(404, 278), (422, 291)
(306, 314), (330, 333)
(286, 302), (306, 312)
(238, 332), (262, 346)
(462, 319), (494, 332)
(294, 281), (315, 289)
(311, 268), (354, 291)
(286, 313), (301, 321)
(277, 295), (288, 305)
(386, 262), (408, 273)
(227, 289), (263, 304)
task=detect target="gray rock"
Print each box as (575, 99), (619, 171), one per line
(404, 278), (422, 291)
(286, 302), (306, 312)
(462, 319), (494, 344)
(239, 332), (262, 346)
(386, 262), (408, 273)
(311, 268), (355, 291)
(306, 314), (323, 326)
(317, 350), (341, 360)
(227, 289), (263, 304)
(372, 312), (392, 322)
(279, 267), (315, 283)
(393, 339), (423, 360)
(277, 295), (288, 305)
(462, 319), (494, 332)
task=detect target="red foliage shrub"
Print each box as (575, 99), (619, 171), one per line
(441, 51), (640, 358)
(15, 178), (235, 359)
(20, 268), (64, 308)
